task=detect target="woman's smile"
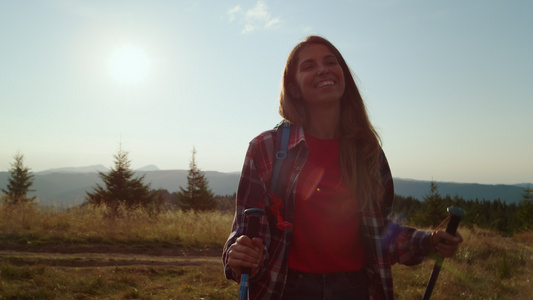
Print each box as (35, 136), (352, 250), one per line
(316, 80), (335, 88)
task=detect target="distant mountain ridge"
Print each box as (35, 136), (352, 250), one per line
(35, 164), (160, 175)
(393, 178), (528, 204)
(35, 165), (109, 175)
(0, 166), (530, 208)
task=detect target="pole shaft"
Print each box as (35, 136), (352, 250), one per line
(422, 208), (464, 300)
(238, 208), (265, 300)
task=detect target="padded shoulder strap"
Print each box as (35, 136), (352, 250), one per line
(271, 121), (291, 197)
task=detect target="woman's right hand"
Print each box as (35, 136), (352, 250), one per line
(227, 235), (264, 278)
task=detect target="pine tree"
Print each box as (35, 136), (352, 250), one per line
(411, 181), (447, 227)
(517, 186), (533, 230)
(2, 152), (36, 205)
(86, 146), (159, 217)
(176, 148), (216, 211)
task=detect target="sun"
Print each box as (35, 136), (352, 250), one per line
(107, 45), (150, 84)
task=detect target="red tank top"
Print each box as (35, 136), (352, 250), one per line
(288, 134), (365, 273)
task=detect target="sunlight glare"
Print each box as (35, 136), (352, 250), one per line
(108, 45), (150, 84)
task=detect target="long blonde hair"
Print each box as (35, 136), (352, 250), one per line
(279, 36), (383, 209)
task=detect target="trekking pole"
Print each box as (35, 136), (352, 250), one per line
(238, 208), (265, 300)
(422, 206), (466, 300)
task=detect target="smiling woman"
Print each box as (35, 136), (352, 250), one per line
(107, 45), (150, 84)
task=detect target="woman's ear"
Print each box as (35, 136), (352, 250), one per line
(288, 83), (301, 99)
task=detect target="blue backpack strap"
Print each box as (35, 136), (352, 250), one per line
(271, 120), (291, 197)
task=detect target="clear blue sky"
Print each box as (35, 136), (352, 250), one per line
(1, 0), (532, 185)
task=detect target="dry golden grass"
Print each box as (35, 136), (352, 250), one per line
(0, 204), (233, 248)
(0, 204), (237, 299)
(393, 226), (533, 299)
(0, 262), (238, 299)
(1, 204), (532, 299)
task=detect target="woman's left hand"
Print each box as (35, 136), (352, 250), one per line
(430, 231), (463, 258)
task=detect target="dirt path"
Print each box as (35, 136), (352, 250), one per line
(0, 244), (222, 268)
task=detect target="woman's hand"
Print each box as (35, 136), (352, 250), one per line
(430, 231), (463, 258)
(227, 235), (264, 278)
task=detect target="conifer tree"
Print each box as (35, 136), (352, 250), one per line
(2, 152), (36, 205)
(411, 181), (447, 227)
(517, 186), (533, 230)
(176, 148), (216, 211)
(86, 146), (159, 217)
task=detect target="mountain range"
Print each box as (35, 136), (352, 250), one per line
(0, 165), (529, 208)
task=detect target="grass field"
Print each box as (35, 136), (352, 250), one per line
(1, 204), (531, 299)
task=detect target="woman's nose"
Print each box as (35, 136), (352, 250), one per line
(317, 64), (329, 75)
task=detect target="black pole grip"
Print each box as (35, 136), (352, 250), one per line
(445, 209), (463, 235)
(241, 208), (265, 275)
(422, 207), (465, 300)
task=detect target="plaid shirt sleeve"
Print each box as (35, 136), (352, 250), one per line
(223, 129), (292, 299)
(222, 131), (274, 281)
(380, 149), (432, 266)
(222, 125), (306, 299)
(363, 152), (430, 299)
(364, 149), (432, 300)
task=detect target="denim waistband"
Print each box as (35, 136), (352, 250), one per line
(287, 268), (366, 280)
(284, 268), (369, 300)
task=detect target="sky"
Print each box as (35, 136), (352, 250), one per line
(1, 0), (532, 185)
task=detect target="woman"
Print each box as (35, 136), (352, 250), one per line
(223, 36), (462, 300)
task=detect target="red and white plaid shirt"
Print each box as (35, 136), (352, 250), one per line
(223, 123), (431, 300)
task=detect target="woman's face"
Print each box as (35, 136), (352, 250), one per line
(292, 43), (345, 108)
